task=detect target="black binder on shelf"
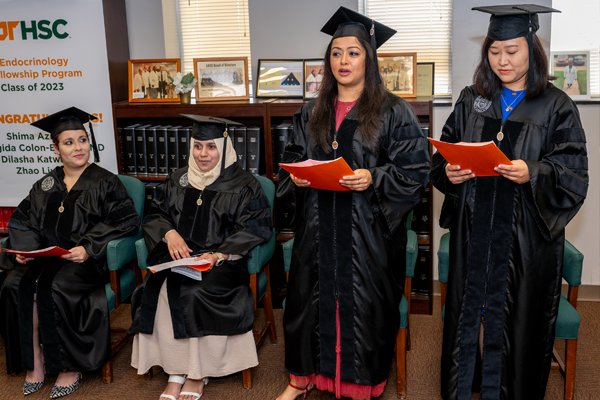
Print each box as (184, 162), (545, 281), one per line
(413, 189), (430, 240)
(273, 123), (291, 175)
(146, 125), (159, 176)
(412, 246), (430, 296)
(156, 125), (170, 177)
(233, 126), (246, 170)
(167, 125), (180, 173)
(178, 126), (191, 170)
(134, 124), (152, 176)
(143, 181), (161, 218)
(246, 126), (261, 175)
(123, 123), (140, 175)
(420, 123), (430, 138)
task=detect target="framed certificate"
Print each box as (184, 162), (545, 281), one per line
(193, 57), (249, 102)
(417, 62), (435, 97)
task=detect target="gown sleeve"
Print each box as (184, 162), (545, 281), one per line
(364, 100), (430, 237)
(77, 176), (140, 259)
(216, 181), (273, 256)
(142, 178), (177, 255)
(430, 88), (469, 229)
(522, 97), (588, 240)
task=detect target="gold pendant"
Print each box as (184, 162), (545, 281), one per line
(512, 92), (516, 96)
(197, 198), (202, 206)
(332, 140), (338, 150)
(506, 106), (513, 111)
(58, 206), (64, 213)
(497, 132), (504, 141)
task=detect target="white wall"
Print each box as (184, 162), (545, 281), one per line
(125, 0), (166, 59)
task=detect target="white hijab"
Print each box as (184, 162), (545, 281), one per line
(187, 137), (237, 190)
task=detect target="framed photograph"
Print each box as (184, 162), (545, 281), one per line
(550, 51), (591, 100)
(416, 62), (435, 97)
(303, 59), (325, 99)
(193, 57), (249, 102)
(128, 59), (181, 103)
(377, 53), (417, 98)
(256, 60), (304, 98)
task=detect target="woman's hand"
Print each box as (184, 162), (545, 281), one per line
(495, 160), (530, 184)
(62, 246), (89, 263)
(290, 173), (311, 188)
(165, 230), (193, 260)
(340, 169), (372, 191)
(16, 255), (34, 264)
(193, 253), (228, 271)
(446, 164), (475, 184)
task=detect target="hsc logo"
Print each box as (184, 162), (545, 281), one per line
(0, 20), (68, 41)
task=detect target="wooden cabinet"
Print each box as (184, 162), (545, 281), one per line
(111, 97), (434, 314)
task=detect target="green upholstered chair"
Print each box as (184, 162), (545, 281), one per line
(134, 175), (277, 389)
(280, 211), (418, 399)
(437, 233), (583, 400)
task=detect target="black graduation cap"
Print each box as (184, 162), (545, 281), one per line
(473, 4), (560, 92)
(31, 106), (101, 163)
(321, 6), (396, 84)
(179, 114), (242, 173)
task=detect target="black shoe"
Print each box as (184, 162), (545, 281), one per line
(50, 373), (81, 399)
(23, 378), (45, 396)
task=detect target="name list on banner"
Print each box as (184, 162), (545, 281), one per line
(0, 0), (117, 206)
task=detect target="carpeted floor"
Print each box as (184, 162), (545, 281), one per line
(0, 298), (598, 399)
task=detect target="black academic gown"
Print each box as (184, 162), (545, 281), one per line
(129, 164), (272, 338)
(431, 85), (588, 400)
(278, 92), (430, 386)
(0, 164), (140, 374)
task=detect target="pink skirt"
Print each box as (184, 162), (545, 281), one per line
(290, 301), (386, 399)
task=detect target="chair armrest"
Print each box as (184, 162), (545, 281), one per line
(0, 237), (7, 249)
(406, 230), (418, 278)
(563, 240), (583, 287)
(438, 232), (450, 284)
(247, 229), (276, 275)
(135, 238), (149, 270)
(106, 229), (143, 272)
(282, 237), (295, 273)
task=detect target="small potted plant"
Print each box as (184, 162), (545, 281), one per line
(168, 72), (197, 104)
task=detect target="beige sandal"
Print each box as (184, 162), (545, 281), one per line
(180, 378), (209, 400)
(160, 374), (186, 400)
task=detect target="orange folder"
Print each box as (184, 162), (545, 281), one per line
(279, 157), (355, 191)
(428, 138), (513, 177)
(4, 246), (71, 257)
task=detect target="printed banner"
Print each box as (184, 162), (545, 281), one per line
(0, 0), (117, 206)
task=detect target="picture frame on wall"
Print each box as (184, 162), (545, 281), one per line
(377, 53), (417, 98)
(128, 59), (181, 103)
(256, 60), (304, 98)
(303, 59), (325, 99)
(193, 57), (249, 102)
(550, 51), (591, 100)
(416, 62), (435, 97)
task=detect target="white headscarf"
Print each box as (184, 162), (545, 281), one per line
(187, 137), (237, 190)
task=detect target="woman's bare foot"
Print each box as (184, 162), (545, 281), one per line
(276, 383), (314, 400)
(180, 378), (206, 400)
(55, 371), (80, 387)
(161, 374), (185, 399)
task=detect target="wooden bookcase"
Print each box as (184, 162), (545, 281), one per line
(111, 96), (434, 314)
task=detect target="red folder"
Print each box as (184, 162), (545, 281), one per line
(3, 246), (71, 257)
(428, 138), (513, 177)
(279, 157), (355, 191)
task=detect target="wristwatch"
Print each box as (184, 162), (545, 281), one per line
(215, 252), (225, 266)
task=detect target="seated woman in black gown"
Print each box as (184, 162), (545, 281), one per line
(129, 115), (273, 400)
(0, 107), (140, 398)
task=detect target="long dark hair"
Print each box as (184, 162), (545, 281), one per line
(308, 38), (388, 155)
(473, 34), (555, 99)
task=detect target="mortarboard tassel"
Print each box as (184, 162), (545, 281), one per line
(88, 116), (100, 163)
(370, 22), (382, 85)
(527, 25), (534, 94)
(221, 125), (228, 174)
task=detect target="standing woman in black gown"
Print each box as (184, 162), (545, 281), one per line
(276, 7), (430, 400)
(0, 108), (140, 398)
(431, 5), (588, 400)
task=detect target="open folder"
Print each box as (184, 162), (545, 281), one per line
(279, 157), (355, 191)
(3, 246), (71, 257)
(428, 138), (513, 177)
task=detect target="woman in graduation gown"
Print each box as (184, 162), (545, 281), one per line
(276, 7), (430, 400)
(431, 5), (588, 400)
(129, 115), (273, 400)
(0, 107), (140, 398)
